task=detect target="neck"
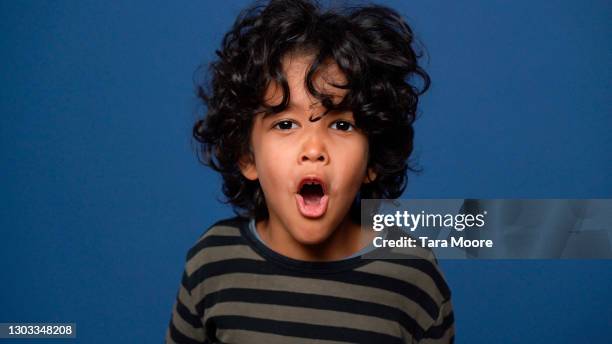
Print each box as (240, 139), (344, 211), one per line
(255, 215), (374, 261)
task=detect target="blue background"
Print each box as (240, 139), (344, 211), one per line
(1, 0), (610, 342)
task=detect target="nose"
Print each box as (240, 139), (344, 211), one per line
(299, 131), (329, 164)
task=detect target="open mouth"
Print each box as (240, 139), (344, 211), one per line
(300, 182), (325, 204)
(295, 178), (329, 218)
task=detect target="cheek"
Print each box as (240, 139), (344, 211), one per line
(254, 140), (294, 189)
(332, 138), (369, 191)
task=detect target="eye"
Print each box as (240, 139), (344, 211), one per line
(330, 120), (354, 132)
(273, 120), (298, 130)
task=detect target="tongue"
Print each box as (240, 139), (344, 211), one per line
(295, 193), (329, 218)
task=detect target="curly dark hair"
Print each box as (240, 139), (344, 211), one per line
(193, 0), (430, 221)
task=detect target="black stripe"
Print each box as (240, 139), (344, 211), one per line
(176, 298), (203, 329)
(189, 258), (439, 319)
(168, 321), (203, 344)
(210, 315), (403, 344)
(198, 288), (425, 338)
(187, 235), (245, 260)
(181, 271), (190, 291)
(423, 311), (454, 339)
(383, 258), (451, 300)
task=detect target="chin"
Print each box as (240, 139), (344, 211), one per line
(290, 221), (334, 246)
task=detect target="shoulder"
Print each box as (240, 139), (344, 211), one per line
(355, 247), (452, 334)
(196, 216), (246, 240)
(364, 230), (451, 302)
(183, 216), (260, 281)
(357, 250), (450, 302)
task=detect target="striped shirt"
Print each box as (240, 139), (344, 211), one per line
(166, 217), (454, 343)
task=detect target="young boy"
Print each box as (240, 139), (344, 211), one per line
(167, 0), (454, 343)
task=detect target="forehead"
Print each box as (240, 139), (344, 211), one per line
(263, 52), (348, 108)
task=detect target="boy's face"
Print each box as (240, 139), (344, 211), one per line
(240, 52), (375, 246)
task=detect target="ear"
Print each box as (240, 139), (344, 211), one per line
(363, 167), (377, 184)
(239, 154), (258, 181)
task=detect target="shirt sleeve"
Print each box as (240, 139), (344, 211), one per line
(418, 297), (455, 344)
(165, 269), (207, 344)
